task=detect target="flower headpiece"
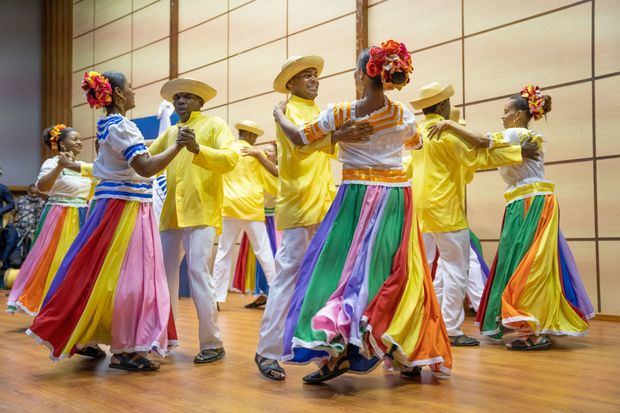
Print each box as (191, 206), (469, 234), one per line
(49, 123), (67, 152)
(520, 85), (545, 121)
(366, 40), (413, 91)
(82, 71), (113, 109)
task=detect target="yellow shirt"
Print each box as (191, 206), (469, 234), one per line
(413, 113), (522, 233)
(276, 95), (336, 230)
(222, 140), (278, 221)
(149, 111), (238, 232)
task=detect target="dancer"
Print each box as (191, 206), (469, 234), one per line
(7, 125), (91, 315)
(426, 108), (490, 313)
(276, 41), (452, 383)
(255, 55), (371, 381)
(232, 142), (281, 308)
(28, 71), (184, 371)
(212, 121), (277, 306)
(431, 86), (594, 349)
(410, 82), (538, 346)
(149, 78), (238, 364)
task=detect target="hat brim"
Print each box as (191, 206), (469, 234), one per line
(410, 84), (455, 110)
(160, 78), (217, 105)
(235, 123), (264, 137)
(273, 56), (324, 94)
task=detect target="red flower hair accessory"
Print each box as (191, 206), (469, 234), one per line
(49, 123), (67, 153)
(520, 85), (545, 121)
(366, 40), (413, 91)
(82, 71), (113, 109)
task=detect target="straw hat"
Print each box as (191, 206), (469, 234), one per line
(273, 55), (324, 94)
(450, 108), (467, 126)
(235, 120), (264, 137)
(410, 82), (454, 110)
(160, 78), (217, 104)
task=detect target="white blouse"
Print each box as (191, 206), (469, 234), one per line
(489, 127), (548, 192)
(93, 114), (153, 202)
(36, 157), (91, 205)
(299, 98), (421, 171)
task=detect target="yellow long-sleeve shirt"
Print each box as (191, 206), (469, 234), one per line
(222, 140), (278, 221)
(149, 111), (238, 232)
(413, 113), (522, 233)
(276, 95), (336, 230)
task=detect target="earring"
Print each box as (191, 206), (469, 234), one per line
(117, 95), (127, 107)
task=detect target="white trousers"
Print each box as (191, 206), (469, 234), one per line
(256, 225), (317, 360)
(424, 234), (486, 312)
(423, 230), (472, 336)
(161, 226), (222, 351)
(212, 218), (277, 302)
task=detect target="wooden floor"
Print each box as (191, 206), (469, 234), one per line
(1, 293), (619, 413)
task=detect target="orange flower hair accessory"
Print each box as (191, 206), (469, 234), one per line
(520, 85), (545, 121)
(366, 40), (413, 91)
(49, 123), (67, 152)
(82, 71), (113, 109)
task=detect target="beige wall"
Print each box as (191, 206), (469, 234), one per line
(71, 0), (620, 314)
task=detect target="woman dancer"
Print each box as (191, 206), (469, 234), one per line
(429, 85), (594, 350)
(7, 125), (91, 316)
(274, 41), (451, 383)
(28, 71), (189, 371)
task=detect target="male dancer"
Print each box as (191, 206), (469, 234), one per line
(255, 56), (371, 380)
(149, 78), (238, 363)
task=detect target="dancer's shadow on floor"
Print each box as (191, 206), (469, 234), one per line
(300, 370), (443, 398)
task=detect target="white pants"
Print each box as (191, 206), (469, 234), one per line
(466, 247), (486, 312)
(423, 230), (471, 336)
(161, 226), (222, 351)
(256, 225), (317, 360)
(212, 218), (277, 302)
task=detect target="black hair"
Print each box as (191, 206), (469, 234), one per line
(42, 126), (77, 149)
(357, 48), (407, 88)
(509, 93), (552, 120)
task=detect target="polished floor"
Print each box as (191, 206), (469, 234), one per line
(1, 293), (618, 413)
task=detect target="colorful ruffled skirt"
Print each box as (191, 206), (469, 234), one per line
(7, 201), (87, 315)
(282, 182), (452, 375)
(232, 211), (280, 296)
(27, 198), (178, 360)
(476, 182), (594, 339)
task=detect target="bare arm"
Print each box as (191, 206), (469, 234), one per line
(428, 120), (490, 147)
(37, 152), (74, 192)
(131, 142), (184, 177)
(241, 147), (278, 177)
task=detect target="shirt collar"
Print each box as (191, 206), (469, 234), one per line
(289, 95), (316, 106)
(178, 111), (202, 126)
(424, 113), (445, 121)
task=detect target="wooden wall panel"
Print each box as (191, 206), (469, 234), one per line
(594, 0), (620, 76)
(178, 15), (227, 73)
(228, 0), (286, 55)
(463, 0), (576, 35)
(464, 4), (590, 102)
(132, 0), (170, 49)
(287, 14), (357, 77)
(599, 241), (620, 314)
(287, 0), (355, 33)
(368, 0), (461, 51)
(596, 158), (620, 238)
(595, 76), (620, 157)
(185, 60), (229, 109)
(228, 40), (287, 102)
